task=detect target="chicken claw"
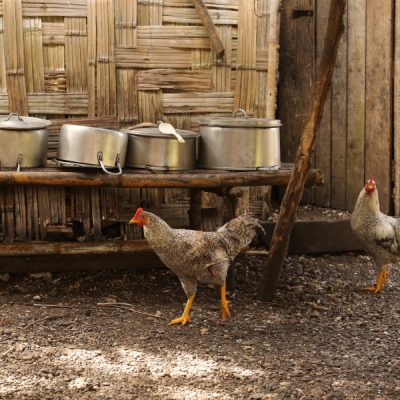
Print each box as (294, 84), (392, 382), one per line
(220, 284), (231, 321)
(362, 267), (388, 293)
(168, 294), (195, 326)
(168, 315), (191, 326)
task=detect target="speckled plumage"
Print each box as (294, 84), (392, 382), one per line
(141, 211), (265, 297)
(351, 184), (400, 272)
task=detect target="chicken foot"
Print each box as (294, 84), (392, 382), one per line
(363, 265), (388, 293)
(168, 294), (195, 326)
(220, 284), (231, 321)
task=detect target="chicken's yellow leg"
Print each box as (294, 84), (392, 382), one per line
(168, 294), (195, 326)
(220, 284), (231, 321)
(363, 265), (389, 293)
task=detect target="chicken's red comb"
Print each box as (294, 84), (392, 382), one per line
(133, 207), (144, 219)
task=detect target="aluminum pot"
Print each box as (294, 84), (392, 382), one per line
(198, 109), (281, 171)
(56, 124), (128, 175)
(121, 122), (199, 171)
(0, 113), (50, 170)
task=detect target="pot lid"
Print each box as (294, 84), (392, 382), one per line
(122, 124), (199, 139)
(0, 113), (51, 130)
(198, 109), (281, 128)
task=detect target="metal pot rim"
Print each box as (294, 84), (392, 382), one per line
(198, 116), (281, 128)
(198, 109), (281, 128)
(122, 127), (199, 139)
(61, 124), (126, 137)
(0, 113), (51, 130)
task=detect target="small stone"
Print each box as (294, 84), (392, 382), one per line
(29, 272), (53, 281)
(33, 295), (42, 301)
(0, 273), (10, 282)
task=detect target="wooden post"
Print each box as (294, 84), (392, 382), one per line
(259, 0), (346, 301)
(191, 0), (225, 57)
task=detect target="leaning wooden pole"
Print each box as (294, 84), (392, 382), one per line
(191, 0), (225, 57)
(259, 0), (346, 301)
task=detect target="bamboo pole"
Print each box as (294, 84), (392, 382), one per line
(258, 0), (346, 301)
(0, 168), (323, 189)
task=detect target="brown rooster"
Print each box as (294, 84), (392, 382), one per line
(129, 208), (265, 325)
(351, 178), (400, 292)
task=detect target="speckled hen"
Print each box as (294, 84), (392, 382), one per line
(351, 178), (400, 292)
(129, 208), (265, 325)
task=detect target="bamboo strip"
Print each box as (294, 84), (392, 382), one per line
(14, 186), (27, 239)
(90, 187), (102, 239)
(27, 93), (88, 114)
(137, 37), (211, 49)
(3, 0), (28, 114)
(212, 25), (232, 91)
(4, 187), (15, 241)
(233, 0), (257, 114)
(191, 48), (212, 70)
(23, 17), (45, 93)
(162, 92), (233, 114)
(42, 20), (65, 45)
(115, 0), (137, 47)
(0, 186), (6, 239)
(137, 69), (211, 91)
(137, 0), (162, 26)
(138, 25), (209, 38)
(116, 46), (192, 69)
(87, 0), (96, 117)
(163, 7), (237, 25)
(96, 0), (117, 117)
(117, 68), (138, 124)
(138, 90), (162, 122)
(0, 18), (7, 93)
(21, 1), (87, 18)
(65, 17), (87, 93)
(163, 0), (238, 9)
(44, 70), (66, 92)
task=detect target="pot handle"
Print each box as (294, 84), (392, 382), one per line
(16, 154), (23, 172)
(232, 108), (249, 119)
(126, 122), (157, 130)
(97, 152), (123, 176)
(5, 113), (23, 122)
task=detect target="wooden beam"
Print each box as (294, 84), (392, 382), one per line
(191, 0), (225, 56)
(0, 239), (267, 258)
(0, 167), (323, 189)
(258, 0), (346, 301)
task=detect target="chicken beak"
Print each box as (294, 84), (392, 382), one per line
(129, 218), (138, 225)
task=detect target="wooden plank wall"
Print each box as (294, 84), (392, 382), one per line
(279, 0), (394, 214)
(0, 0), (281, 243)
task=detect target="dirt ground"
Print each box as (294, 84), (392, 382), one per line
(1, 253), (400, 400)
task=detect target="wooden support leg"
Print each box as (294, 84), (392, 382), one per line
(188, 189), (203, 230)
(222, 187), (248, 290)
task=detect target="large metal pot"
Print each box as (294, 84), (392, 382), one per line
(56, 124), (128, 175)
(198, 109), (281, 171)
(121, 122), (199, 171)
(0, 113), (50, 170)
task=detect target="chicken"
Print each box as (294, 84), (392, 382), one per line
(129, 207), (265, 325)
(351, 178), (400, 292)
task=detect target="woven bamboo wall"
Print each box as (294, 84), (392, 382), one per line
(0, 0), (280, 242)
(0, 0), (280, 142)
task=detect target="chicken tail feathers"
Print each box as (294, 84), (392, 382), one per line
(218, 213), (267, 255)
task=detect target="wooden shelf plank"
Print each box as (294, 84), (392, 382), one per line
(0, 165), (323, 189)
